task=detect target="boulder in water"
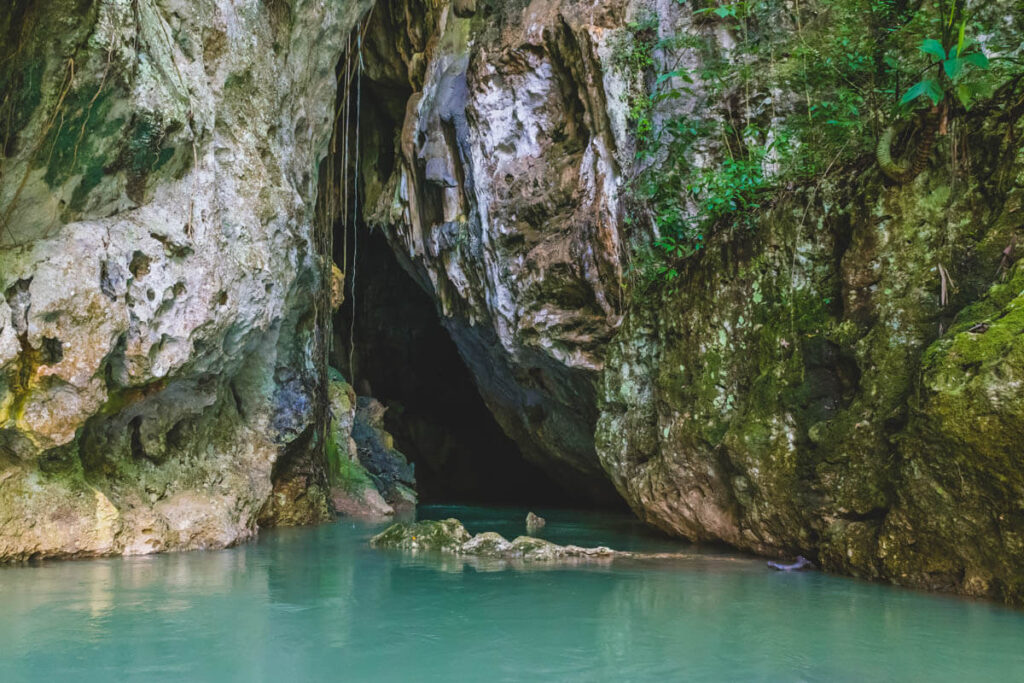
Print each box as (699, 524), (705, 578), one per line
(525, 512), (546, 533)
(371, 520), (617, 562)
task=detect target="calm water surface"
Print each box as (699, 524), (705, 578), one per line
(1, 504), (1023, 681)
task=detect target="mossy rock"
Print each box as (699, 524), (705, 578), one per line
(370, 519), (472, 553)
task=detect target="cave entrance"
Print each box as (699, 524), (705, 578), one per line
(331, 227), (570, 506)
(316, 6), (600, 508)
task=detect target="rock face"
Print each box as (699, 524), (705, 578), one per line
(0, 0), (371, 559)
(352, 0), (1024, 602)
(320, 370), (416, 520)
(3, 0), (1024, 605)
(357, 0), (630, 500)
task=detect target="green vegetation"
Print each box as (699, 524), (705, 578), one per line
(900, 16), (991, 110)
(612, 0), (1015, 290)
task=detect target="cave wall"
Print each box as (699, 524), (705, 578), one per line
(0, 0), (372, 559)
(357, 0), (630, 502)
(2, 0), (1024, 606)
(332, 228), (578, 504)
(353, 0), (1024, 602)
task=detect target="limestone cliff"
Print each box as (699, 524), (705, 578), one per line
(0, 0), (371, 558)
(3, 0), (1024, 605)
(352, 0), (1024, 602)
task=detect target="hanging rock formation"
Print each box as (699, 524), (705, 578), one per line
(358, 0), (630, 500)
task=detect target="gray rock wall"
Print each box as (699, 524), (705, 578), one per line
(0, 0), (371, 559)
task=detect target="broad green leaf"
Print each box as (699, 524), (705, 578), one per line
(714, 6), (732, 17)
(656, 69), (693, 84)
(944, 57), (963, 80)
(920, 39), (947, 62)
(901, 79), (944, 106)
(949, 38), (976, 58)
(956, 83), (973, 109)
(963, 52), (990, 70)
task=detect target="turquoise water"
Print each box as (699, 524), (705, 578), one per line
(1, 504), (1023, 682)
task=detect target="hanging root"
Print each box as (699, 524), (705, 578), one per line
(876, 113), (940, 184)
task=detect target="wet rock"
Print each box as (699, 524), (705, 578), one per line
(322, 371), (418, 519)
(352, 397), (418, 512)
(526, 512), (546, 533)
(332, 486), (394, 520)
(371, 519), (617, 562)
(370, 519), (472, 554)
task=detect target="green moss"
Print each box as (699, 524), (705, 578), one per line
(370, 519), (472, 552)
(0, 59), (45, 157)
(223, 70), (253, 91)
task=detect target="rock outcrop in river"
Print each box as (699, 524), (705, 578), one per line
(371, 518), (626, 563)
(2, 0), (1023, 604)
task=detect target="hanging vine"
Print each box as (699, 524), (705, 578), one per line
(311, 8), (373, 476)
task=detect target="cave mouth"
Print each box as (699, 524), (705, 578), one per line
(319, 10), (613, 510)
(331, 227), (578, 507)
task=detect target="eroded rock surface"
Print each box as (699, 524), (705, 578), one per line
(353, 0), (1024, 602)
(0, 0), (372, 559)
(2, 0), (1024, 606)
(357, 0), (631, 500)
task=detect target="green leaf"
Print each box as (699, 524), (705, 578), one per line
(955, 83), (973, 109)
(944, 57), (963, 80)
(714, 6), (732, 17)
(949, 38), (976, 58)
(963, 52), (990, 70)
(656, 69), (693, 84)
(901, 78), (944, 106)
(920, 39), (947, 62)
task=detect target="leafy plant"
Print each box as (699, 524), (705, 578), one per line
(611, 15), (661, 142)
(901, 22), (991, 109)
(614, 0), (1007, 292)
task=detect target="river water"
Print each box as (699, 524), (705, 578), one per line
(1, 504), (1022, 681)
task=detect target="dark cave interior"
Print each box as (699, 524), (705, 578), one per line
(321, 15), (612, 509)
(331, 227), (578, 506)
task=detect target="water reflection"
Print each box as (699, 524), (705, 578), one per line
(0, 506), (1022, 681)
